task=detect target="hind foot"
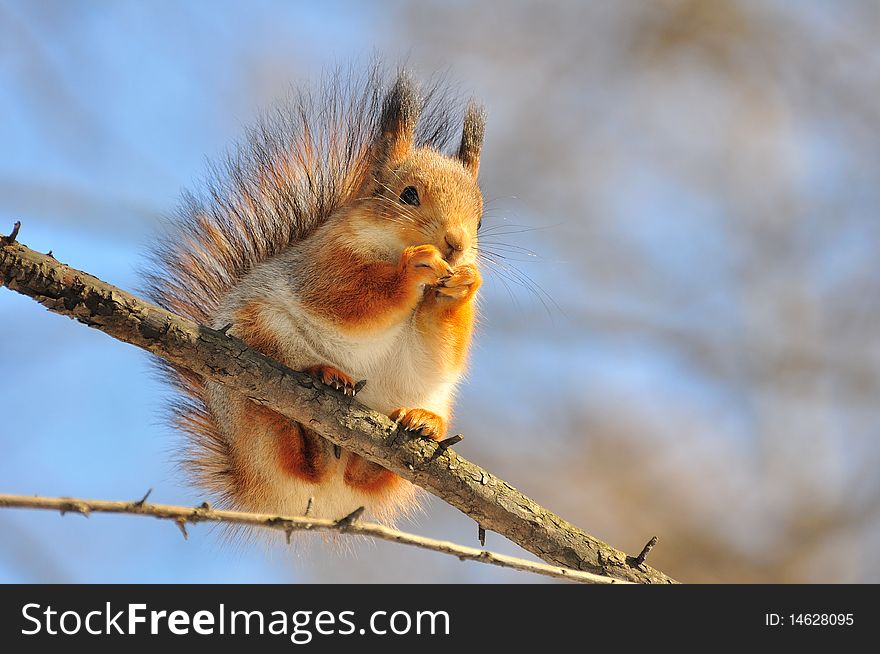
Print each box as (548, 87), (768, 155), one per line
(389, 407), (446, 440)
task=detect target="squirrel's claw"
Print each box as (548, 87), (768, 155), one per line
(303, 364), (359, 397)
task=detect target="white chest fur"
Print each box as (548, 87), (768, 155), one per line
(265, 294), (457, 420)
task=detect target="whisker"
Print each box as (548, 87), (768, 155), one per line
(476, 252), (522, 312)
(479, 223), (560, 237)
(477, 241), (543, 261)
(476, 250), (562, 317)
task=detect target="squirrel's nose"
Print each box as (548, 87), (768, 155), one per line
(444, 233), (465, 261)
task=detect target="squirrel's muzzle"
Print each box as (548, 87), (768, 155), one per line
(443, 231), (467, 263)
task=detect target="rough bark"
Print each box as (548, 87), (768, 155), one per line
(0, 239), (677, 583)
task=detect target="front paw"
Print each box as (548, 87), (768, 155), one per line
(390, 407), (446, 441)
(400, 244), (453, 288)
(434, 263), (481, 301)
(303, 364), (361, 396)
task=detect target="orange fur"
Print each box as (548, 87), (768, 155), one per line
(417, 264), (482, 373)
(271, 415), (331, 484)
(300, 237), (453, 335)
(389, 407), (447, 440)
(343, 455), (402, 494)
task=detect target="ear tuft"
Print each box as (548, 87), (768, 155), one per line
(378, 71), (421, 166)
(457, 101), (486, 178)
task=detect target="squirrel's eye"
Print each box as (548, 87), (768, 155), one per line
(399, 186), (420, 206)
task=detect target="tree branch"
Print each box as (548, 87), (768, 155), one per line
(0, 235), (677, 584)
(0, 493), (629, 584)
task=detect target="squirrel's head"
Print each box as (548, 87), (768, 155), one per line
(353, 73), (485, 266)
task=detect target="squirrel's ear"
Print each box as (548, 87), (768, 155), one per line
(375, 72), (421, 171)
(457, 101), (486, 179)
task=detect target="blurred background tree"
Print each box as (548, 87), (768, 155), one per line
(1, 0), (878, 582)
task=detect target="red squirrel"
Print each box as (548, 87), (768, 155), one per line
(145, 68), (485, 523)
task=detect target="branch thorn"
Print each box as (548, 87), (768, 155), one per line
(335, 506), (365, 530)
(631, 536), (658, 567)
(1, 220), (21, 245)
(175, 518), (189, 540)
(438, 434), (464, 450)
(133, 488), (152, 507)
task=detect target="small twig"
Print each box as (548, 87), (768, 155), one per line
(0, 493), (630, 584)
(438, 434), (464, 450)
(133, 488), (153, 507)
(631, 536), (659, 567)
(335, 506), (365, 530)
(304, 496), (314, 517)
(1, 220), (21, 245)
(427, 434), (465, 463)
(478, 524), (486, 547)
(217, 323), (233, 335)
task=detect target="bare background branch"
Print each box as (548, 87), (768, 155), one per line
(0, 493), (629, 585)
